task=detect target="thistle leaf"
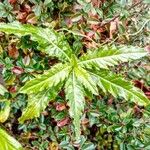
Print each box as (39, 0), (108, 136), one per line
(0, 22), (72, 61)
(79, 45), (147, 69)
(90, 71), (150, 106)
(65, 72), (85, 140)
(20, 63), (71, 94)
(19, 86), (60, 123)
(74, 66), (98, 95)
(0, 128), (22, 150)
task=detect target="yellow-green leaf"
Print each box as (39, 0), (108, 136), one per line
(0, 101), (10, 123)
(91, 71), (150, 106)
(79, 45), (147, 69)
(65, 72), (85, 140)
(19, 86), (61, 123)
(0, 128), (22, 150)
(20, 63), (71, 94)
(0, 22), (72, 61)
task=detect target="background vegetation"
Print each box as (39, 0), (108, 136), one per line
(0, 0), (150, 149)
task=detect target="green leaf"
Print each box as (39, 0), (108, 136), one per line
(0, 22), (46, 48)
(79, 45), (147, 69)
(20, 63), (71, 94)
(0, 22), (72, 61)
(0, 101), (10, 123)
(65, 72), (85, 140)
(143, 0), (150, 4)
(0, 84), (7, 95)
(0, 128), (22, 150)
(81, 142), (96, 150)
(74, 66), (98, 95)
(33, 5), (42, 16)
(90, 71), (150, 106)
(41, 28), (72, 61)
(19, 86), (60, 123)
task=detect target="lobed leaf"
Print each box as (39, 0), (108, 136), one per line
(90, 71), (150, 106)
(0, 22), (72, 61)
(19, 87), (60, 123)
(79, 45), (148, 69)
(74, 66), (98, 95)
(65, 72), (85, 140)
(20, 63), (71, 94)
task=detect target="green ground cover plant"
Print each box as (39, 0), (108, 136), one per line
(0, 0), (149, 149)
(0, 21), (149, 148)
